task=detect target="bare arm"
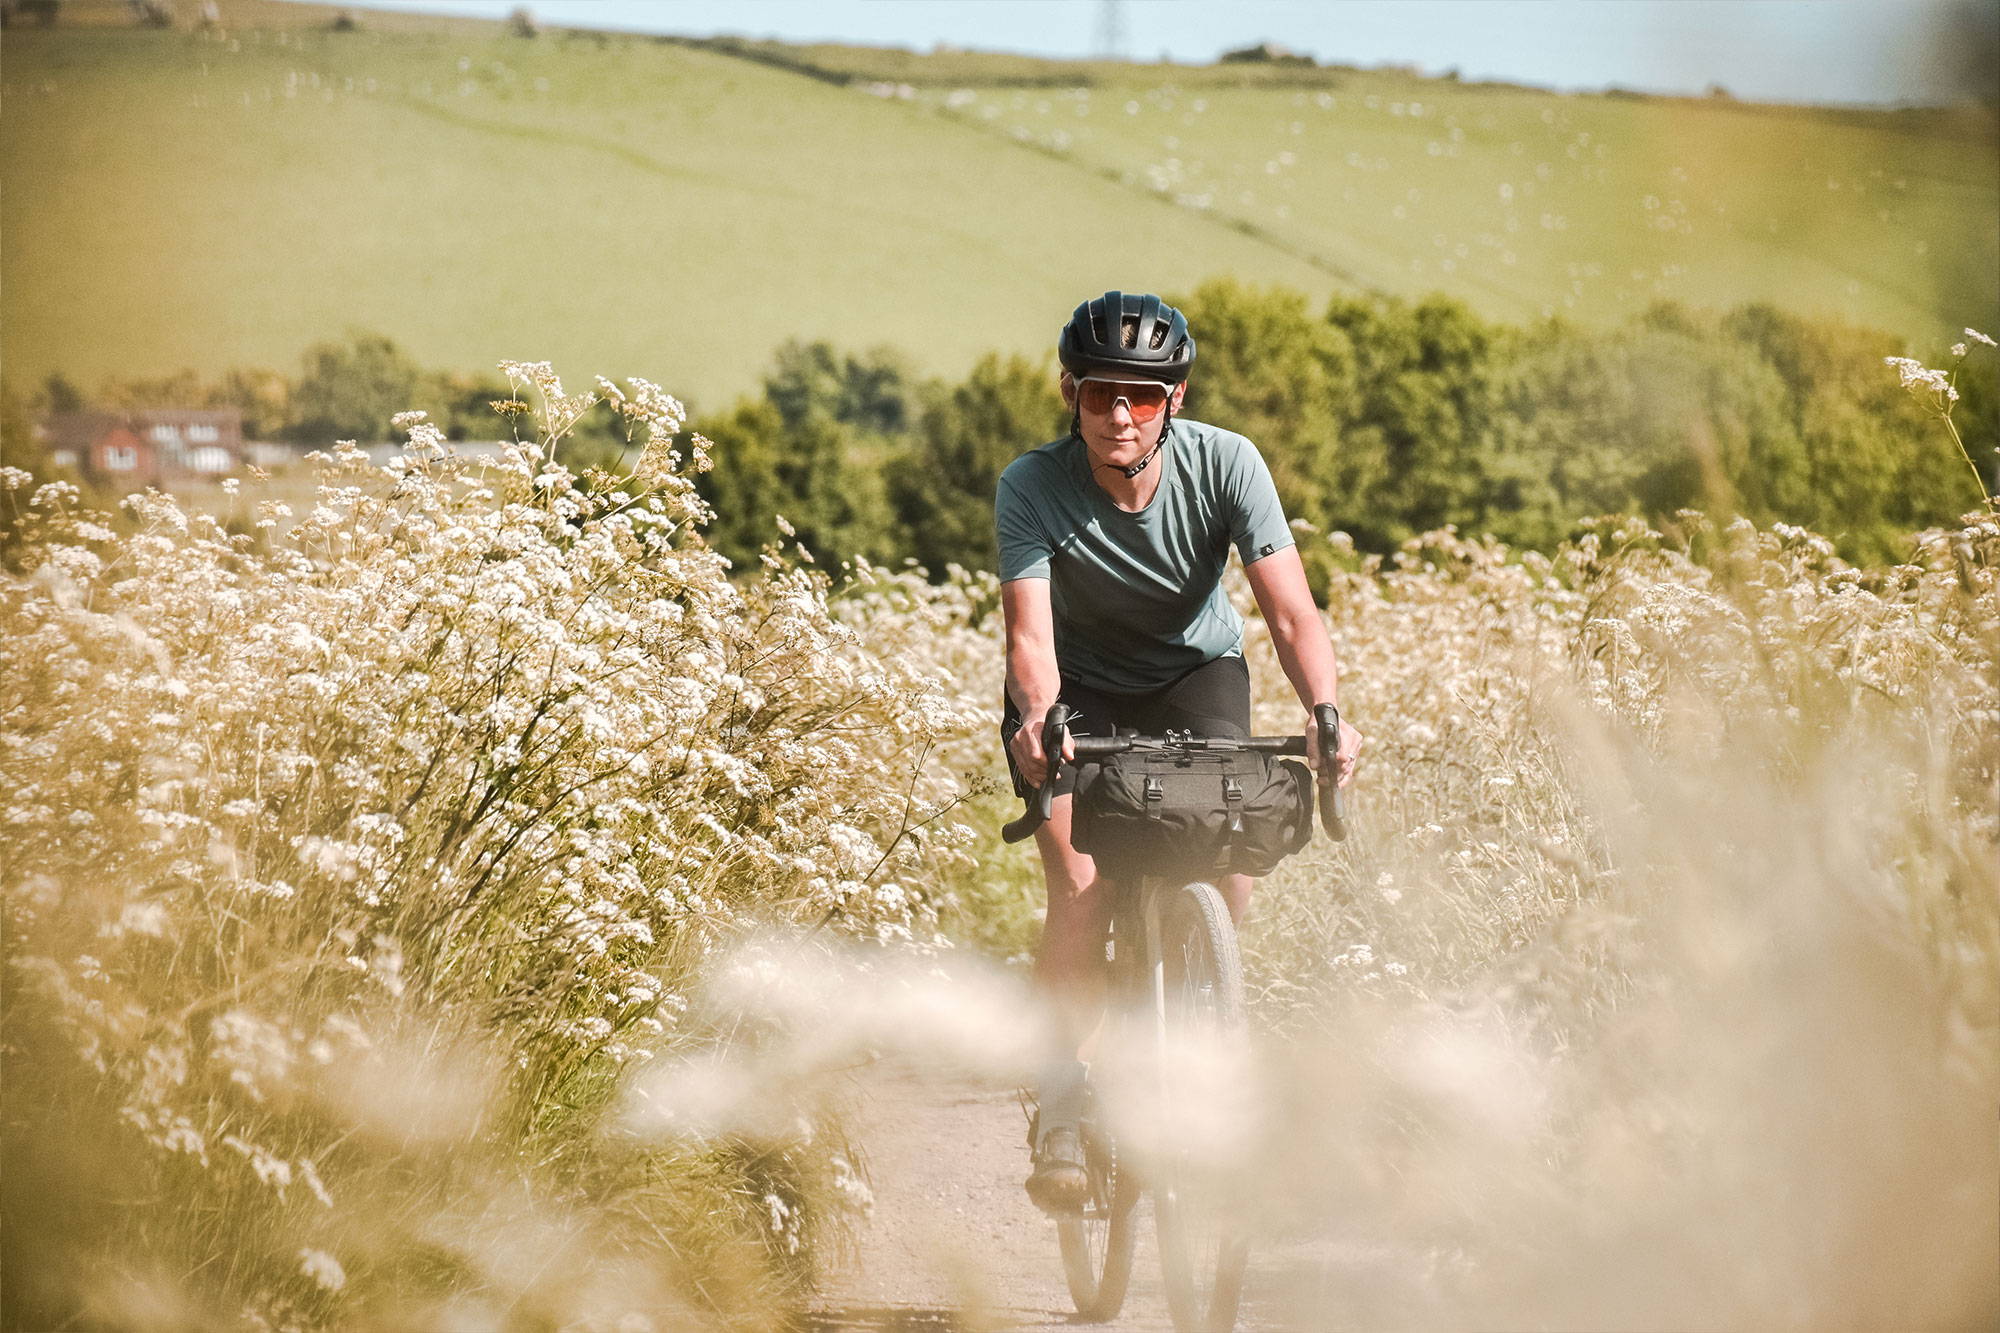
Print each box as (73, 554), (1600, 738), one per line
(1001, 577), (1071, 787)
(1244, 546), (1363, 786)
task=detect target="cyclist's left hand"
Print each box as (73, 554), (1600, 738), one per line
(1306, 714), (1364, 789)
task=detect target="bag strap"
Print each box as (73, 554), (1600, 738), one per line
(1221, 774), (1245, 833)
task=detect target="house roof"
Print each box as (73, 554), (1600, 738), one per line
(41, 407), (244, 449)
(132, 407), (241, 428)
(42, 412), (127, 452)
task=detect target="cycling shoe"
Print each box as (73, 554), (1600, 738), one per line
(1025, 1124), (1089, 1214)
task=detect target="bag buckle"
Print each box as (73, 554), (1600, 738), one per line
(1222, 774), (1245, 833)
(1143, 775), (1165, 818)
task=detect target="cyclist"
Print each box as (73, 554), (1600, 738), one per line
(997, 290), (1363, 1211)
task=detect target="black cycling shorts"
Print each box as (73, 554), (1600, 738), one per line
(1000, 655), (1252, 799)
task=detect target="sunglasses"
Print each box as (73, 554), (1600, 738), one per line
(1075, 377), (1174, 422)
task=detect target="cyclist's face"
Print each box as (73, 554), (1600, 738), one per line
(1062, 374), (1185, 457)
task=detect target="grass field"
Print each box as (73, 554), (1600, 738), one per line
(1, 0), (1994, 410)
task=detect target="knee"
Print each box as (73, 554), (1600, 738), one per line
(1043, 869), (1105, 926)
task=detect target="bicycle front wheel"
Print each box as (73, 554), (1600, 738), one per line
(1150, 880), (1250, 1333)
(1056, 1112), (1140, 1320)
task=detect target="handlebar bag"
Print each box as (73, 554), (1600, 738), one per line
(1071, 749), (1313, 879)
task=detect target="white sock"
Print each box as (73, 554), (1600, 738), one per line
(1035, 1057), (1089, 1138)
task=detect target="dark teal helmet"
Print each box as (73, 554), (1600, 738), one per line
(1058, 291), (1195, 383)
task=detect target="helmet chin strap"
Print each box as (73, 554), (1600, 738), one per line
(1101, 443), (1160, 479)
(1086, 400), (1175, 480)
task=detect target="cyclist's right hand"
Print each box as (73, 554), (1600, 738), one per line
(1010, 711), (1075, 790)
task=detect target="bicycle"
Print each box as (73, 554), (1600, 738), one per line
(1003, 702), (1348, 1332)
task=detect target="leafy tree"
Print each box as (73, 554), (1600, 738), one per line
(1719, 304), (1983, 561)
(12, 1), (61, 29)
(1323, 294), (1515, 549)
(763, 340), (913, 437)
(216, 367), (294, 442)
(695, 400), (892, 570)
(426, 369), (528, 444)
(883, 352), (1065, 575)
(289, 332), (422, 443)
(1170, 278), (1356, 533)
(95, 368), (207, 413)
(1, 379), (51, 554)
(1950, 349), (1998, 504)
(1505, 319), (1801, 542)
(38, 372), (84, 416)
(1, 380), (39, 469)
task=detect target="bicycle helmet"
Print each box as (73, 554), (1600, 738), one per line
(1057, 291), (1196, 384)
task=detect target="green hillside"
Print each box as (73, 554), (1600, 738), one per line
(2, 3), (1994, 410)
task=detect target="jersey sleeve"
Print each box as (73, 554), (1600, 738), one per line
(995, 467), (1052, 582)
(1224, 434), (1295, 565)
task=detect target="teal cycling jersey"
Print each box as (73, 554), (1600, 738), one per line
(995, 417), (1294, 694)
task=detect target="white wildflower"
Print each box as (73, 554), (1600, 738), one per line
(1966, 327), (1996, 347)
(109, 900), (171, 938)
(1884, 355), (1960, 404)
(298, 1247), (346, 1292)
(297, 1157), (335, 1208)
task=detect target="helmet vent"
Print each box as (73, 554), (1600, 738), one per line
(1058, 290), (1195, 384)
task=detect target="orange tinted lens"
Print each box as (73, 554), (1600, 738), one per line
(1078, 379), (1170, 419)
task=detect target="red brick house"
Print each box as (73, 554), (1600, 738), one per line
(40, 408), (245, 485)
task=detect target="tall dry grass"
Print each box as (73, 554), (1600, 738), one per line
(4, 348), (1994, 1330)
(0, 365), (995, 1331)
(1227, 509), (1997, 1326)
(590, 502), (1997, 1328)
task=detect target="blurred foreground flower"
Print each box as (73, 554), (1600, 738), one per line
(0, 364), (995, 1329)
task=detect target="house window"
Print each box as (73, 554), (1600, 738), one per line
(187, 446), (232, 474)
(149, 424), (180, 445)
(105, 445), (139, 471)
(186, 423), (219, 443)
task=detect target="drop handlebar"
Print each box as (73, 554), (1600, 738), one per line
(1000, 701), (1350, 845)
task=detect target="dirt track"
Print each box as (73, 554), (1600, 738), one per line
(807, 1062), (1307, 1333)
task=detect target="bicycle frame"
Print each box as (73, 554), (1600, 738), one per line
(1004, 703), (1349, 1330)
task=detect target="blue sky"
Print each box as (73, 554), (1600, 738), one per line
(338, 0), (1990, 106)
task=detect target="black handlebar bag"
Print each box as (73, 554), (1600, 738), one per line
(1071, 749), (1314, 880)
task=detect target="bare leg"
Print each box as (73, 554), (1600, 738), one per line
(1217, 872), (1253, 926)
(1032, 793), (1110, 1063)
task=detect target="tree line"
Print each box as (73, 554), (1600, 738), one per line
(693, 283), (1994, 574)
(5, 287), (1992, 573)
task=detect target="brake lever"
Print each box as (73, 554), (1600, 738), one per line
(1312, 702), (1349, 842)
(1000, 702), (1075, 844)
(1034, 704), (1071, 825)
